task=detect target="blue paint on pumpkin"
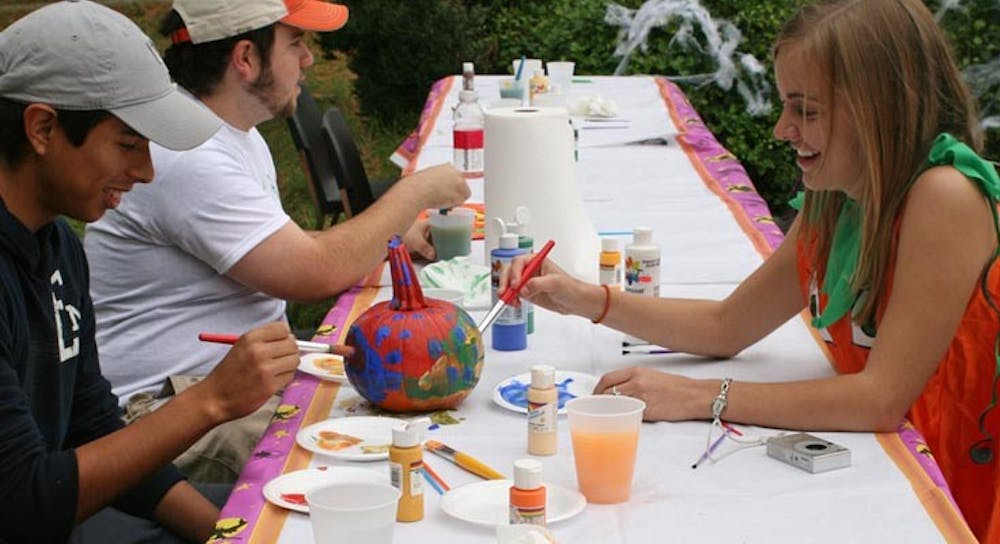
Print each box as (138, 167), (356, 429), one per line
(385, 350), (402, 365)
(375, 325), (391, 347)
(392, 314), (405, 321)
(400, 329), (412, 340)
(347, 325), (403, 403)
(427, 339), (444, 360)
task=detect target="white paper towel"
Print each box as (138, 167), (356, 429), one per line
(484, 107), (599, 282)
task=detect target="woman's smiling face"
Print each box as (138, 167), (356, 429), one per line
(772, 42), (863, 198)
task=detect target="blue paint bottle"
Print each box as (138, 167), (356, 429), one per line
(491, 233), (527, 351)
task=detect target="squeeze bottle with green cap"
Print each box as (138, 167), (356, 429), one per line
(491, 233), (527, 351)
(389, 418), (428, 522)
(510, 207), (535, 334)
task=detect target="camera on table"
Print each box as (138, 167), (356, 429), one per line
(766, 433), (851, 474)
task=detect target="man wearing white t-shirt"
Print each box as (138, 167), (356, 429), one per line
(84, 0), (469, 483)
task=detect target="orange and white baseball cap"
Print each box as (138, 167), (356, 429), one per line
(172, 0), (348, 44)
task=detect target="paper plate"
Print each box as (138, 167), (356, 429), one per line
(297, 353), (348, 383)
(441, 479), (586, 527)
(492, 370), (598, 415)
(262, 466), (387, 513)
(296, 416), (407, 461)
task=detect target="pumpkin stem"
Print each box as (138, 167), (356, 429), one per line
(387, 235), (426, 311)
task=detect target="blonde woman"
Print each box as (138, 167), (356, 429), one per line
(503, 0), (999, 538)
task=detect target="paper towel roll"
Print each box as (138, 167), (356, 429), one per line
(484, 107), (599, 282)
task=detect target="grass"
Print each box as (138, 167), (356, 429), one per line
(1, 2), (410, 333)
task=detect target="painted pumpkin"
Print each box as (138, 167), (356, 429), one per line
(345, 236), (484, 412)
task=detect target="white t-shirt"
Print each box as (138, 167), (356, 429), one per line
(85, 122), (291, 405)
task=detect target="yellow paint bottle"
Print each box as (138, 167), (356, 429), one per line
(390, 418), (429, 522)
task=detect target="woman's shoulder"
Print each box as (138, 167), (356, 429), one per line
(908, 163), (993, 217)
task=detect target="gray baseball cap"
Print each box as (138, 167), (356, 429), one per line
(0, 0), (221, 150)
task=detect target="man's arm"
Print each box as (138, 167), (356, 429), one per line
(227, 164), (470, 302)
(73, 323), (298, 522)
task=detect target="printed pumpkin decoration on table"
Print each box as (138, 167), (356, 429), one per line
(345, 236), (484, 412)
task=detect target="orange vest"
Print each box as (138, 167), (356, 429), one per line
(797, 225), (1000, 542)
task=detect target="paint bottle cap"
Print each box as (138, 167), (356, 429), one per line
(462, 62), (474, 74)
(392, 417), (430, 448)
(601, 237), (620, 252)
(530, 365), (555, 389)
(633, 227), (653, 245)
(513, 459), (543, 489)
(500, 233), (519, 250)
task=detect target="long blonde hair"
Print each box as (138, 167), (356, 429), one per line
(776, 0), (983, 325)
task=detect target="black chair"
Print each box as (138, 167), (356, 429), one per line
(321, 106), (396, 217)
(287, 83), (346, 229)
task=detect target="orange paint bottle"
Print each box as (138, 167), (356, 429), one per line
(509, 459), (546, 527)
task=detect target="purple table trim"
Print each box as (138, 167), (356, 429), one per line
(211, 287), (361, 542)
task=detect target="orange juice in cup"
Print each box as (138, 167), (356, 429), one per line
(566, 395), (645, 504)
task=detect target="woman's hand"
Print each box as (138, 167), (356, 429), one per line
(499, 255), (606, 319)
(594, 367), (709, 422)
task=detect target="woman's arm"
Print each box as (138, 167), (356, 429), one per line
(601, 166), (996, 429)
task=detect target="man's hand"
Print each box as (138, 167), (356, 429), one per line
(194, 322), (299, 424)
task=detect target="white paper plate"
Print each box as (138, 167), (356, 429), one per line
(297, 353), (348, 383)
(262, 466), (387, 513)
(492, 370), (598, 415)
(441, 479), (586, 527)
(296, 416), (407, 461)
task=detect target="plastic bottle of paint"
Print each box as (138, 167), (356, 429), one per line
(528, 69), (548, 106)
(491, 233), (527, 351)
(599, 237), (623, 291)
(509, 459), (547, 526)
(453, 62), (484, 178)
(510, 207), (535, 334)
(389, 420), (426, 522)
(624, 227), (660, 298)
(624, 228), (660, 344)
(527, 365), (557, 456)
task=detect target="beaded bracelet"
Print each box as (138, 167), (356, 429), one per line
(592, 284), (612, 324)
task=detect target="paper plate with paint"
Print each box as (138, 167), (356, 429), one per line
(441, 479), (586, 527)
(492, 370), (598, 415)
(296, 416), (406, 461)
(297, 353), (348, 383)
(262, 466), (386, 513)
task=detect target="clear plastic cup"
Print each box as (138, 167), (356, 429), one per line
(428, 207), (474, 261)
(566, 395), (645, 504)
(546, 61), (576, 95)
(306, 482), (401, 544)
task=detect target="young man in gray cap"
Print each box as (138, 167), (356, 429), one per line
(0, 2), (302, 542)
(84, 0), (470, 483)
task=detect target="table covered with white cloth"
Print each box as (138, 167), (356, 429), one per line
(212, 76), (974, 543)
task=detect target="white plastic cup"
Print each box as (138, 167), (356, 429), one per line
(546, 61), (576, 95)
(306, 482), (401, 544)
(565, 395), (645, 504)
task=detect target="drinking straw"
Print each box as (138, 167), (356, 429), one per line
(514, 55), (526, 81)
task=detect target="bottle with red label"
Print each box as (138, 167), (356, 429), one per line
(453, 62), (485, 178)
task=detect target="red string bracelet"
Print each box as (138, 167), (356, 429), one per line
(592, 284), (612, 324)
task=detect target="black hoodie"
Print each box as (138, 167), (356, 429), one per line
(0, 198), (183, 543)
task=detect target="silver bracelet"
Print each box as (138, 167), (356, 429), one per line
(711, 377), (733, 421)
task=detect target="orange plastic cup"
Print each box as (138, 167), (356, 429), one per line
(566, 395), (645, 504)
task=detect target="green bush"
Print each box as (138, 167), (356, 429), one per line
(324, 0), (997, 223)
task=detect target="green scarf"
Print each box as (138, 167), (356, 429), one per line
(790, 133), (1000, 330)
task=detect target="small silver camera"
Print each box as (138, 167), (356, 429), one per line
(766, 433), (851, 474)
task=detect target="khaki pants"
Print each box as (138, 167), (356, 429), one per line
(123, 376), (280, 484)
